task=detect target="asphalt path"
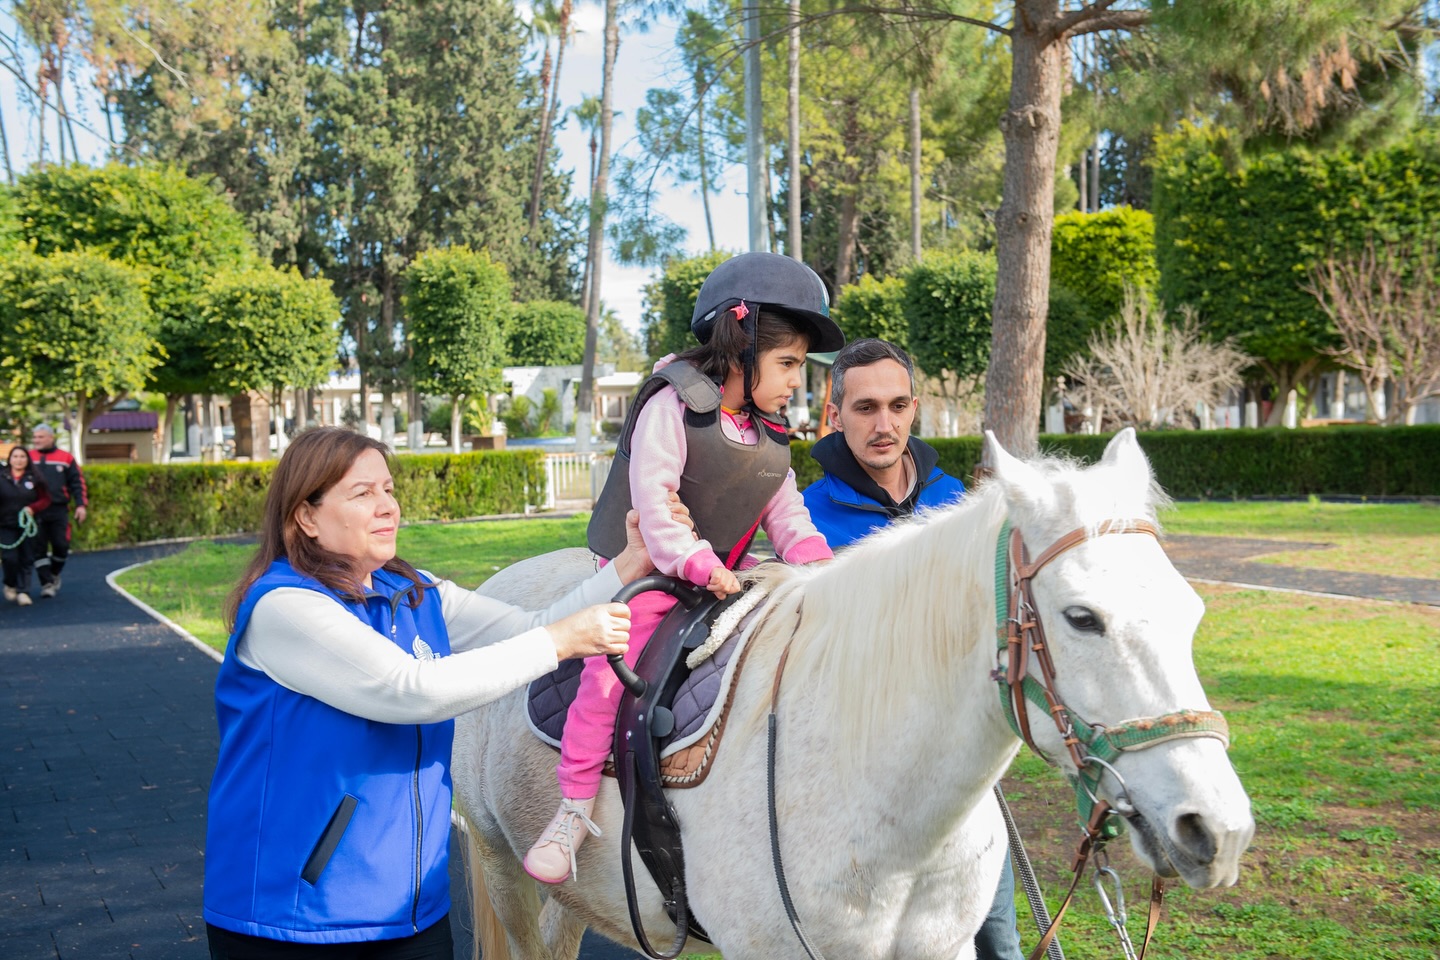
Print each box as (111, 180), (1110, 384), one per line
(0, 543), (642, 960)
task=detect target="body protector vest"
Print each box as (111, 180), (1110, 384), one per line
(588, 361), (792, 567)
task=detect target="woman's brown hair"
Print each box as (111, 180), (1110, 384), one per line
(223, 427), (429, 631)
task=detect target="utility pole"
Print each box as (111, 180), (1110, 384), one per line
(744, 0), (767, 252)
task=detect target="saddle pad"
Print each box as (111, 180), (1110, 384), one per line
(525, 605), (763, 788)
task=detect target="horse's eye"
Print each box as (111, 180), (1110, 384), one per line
(1063, 606), (1104, 634)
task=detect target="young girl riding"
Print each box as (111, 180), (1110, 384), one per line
(524, 252), (846, 883)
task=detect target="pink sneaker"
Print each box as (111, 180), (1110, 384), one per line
(523, 797), (600, 884)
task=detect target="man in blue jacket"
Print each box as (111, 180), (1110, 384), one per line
(802, 338), (966, 546)
(803, 338), (1022, 960)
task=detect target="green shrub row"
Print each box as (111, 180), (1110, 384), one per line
(792, 425), (1440, 500)
(75, 450), (548, 550)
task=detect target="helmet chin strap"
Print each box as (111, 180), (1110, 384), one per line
(735, 300), (757, 409)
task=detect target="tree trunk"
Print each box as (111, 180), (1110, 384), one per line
(1260, 358), (1321, 426)
(577, 0), (620, 454)
(984, 1), (1066, 457)
(232, 394), (254, 459)
(910, 87), (922, 262)
(787, 0), (801, 261)
(407, 386), (423, 451)
(529, 0), (572, 247)
(161, 395), (179, 464)
(835, 189), (860, 288)
(0, 98), (12, 183)
(699, 86), (717, 252)
(743, 0), (766, 252)
(72, 391), (86, 466)
(450, 394), (464, 454)
(527, 44), (555, 245)
(381, 392), (395, 449)
(273, 385), (289, 456)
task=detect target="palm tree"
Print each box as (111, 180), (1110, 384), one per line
(527, 0), (575, 247)
(575, 0), (620, 453)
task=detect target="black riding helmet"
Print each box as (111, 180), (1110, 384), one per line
(691, 252), (846, 353)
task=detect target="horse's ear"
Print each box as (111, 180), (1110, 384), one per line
(985, 430), (1055, 516)
(1098, 427), (1153, 486)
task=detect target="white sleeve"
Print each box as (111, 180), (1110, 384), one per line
(237, 588), (561, 724)
(437, 562), (625, 652)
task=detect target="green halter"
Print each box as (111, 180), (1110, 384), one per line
(992, 520), (1231, 838)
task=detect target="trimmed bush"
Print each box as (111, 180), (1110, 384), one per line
(792, 426), (1440, 499)
(74, 450), (548, 550)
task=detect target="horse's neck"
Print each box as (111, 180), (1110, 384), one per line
(765, 496), (1022, 846)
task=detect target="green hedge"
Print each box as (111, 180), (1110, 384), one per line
(75, 450), (547, 550)
(792, 425), (1440, 499)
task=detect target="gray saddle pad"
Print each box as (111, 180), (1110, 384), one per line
(526, 626), (744, 759)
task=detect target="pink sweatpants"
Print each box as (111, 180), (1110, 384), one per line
(556, 589), (677, 797)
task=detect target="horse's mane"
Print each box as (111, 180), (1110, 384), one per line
(744, 448), (1168, 761)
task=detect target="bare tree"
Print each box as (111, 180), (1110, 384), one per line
(1304, 237), (1440, 425)
(1062, 289), (1250, 431)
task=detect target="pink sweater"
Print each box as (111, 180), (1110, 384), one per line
(629, 360), (832, 586)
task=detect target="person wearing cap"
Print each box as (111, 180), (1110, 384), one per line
(803, 340), (1023, 960)
(524, 252), (846, 884)
(29, 422), (88, 599)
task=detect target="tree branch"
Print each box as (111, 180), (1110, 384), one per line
(1054, 1), (1150, 39)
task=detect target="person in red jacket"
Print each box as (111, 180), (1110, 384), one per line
(29, 423), (87, 599)
(2, 446), (52, 606)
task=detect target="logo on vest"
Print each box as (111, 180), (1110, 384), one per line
(756, 469), (784, 479)
(412, 636), (437, 660)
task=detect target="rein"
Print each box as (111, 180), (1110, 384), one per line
(992, 518), (1230, 960)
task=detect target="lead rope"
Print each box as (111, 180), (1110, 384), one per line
(0, 509), (38, 550)
(996, 784), (1066, 960)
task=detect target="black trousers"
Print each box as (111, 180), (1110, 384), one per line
(207, 915), (454, 960)
(1, 523), (36, 591)
(33, 507), (72, 584)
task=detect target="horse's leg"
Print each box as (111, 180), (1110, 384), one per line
(454, 709), (551, 960)
(540, 898), (586, 960)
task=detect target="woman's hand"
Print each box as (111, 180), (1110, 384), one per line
(548, 602), (632, 661)
(706, 566), (741, 599)
(610, 495), (696, 584)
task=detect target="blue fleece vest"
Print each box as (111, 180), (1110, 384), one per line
(204, 560), (454, 943)
(802, 467), (966, 549)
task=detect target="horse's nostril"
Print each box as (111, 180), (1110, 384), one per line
(1174, 813), (1217, 864)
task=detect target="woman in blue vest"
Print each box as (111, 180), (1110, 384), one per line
(205, 427), (662, 959)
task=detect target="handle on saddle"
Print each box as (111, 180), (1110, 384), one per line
(608, 576), (710, 699)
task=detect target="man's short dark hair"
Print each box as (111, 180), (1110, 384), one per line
(829, 338), (916, 412)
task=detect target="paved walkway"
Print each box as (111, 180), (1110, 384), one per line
(2, 536), (1436, 960)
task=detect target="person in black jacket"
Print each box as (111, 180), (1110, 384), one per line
(29, 423), (87, 599)
(2, 446), (52, 606)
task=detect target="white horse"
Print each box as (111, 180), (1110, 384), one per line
(452, 429), (1254, 960)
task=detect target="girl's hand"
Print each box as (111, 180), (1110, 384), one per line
(707, 566), (741, 599)
(548, 602), (631, 660)
(612, 495), (696, 583)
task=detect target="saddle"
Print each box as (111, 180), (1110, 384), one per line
(524, 577), (768, 958)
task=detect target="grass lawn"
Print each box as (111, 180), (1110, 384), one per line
(113, 515), (590, 651)
(112, 503), (1440, 957)
(1000, 584), (1440, 960)
(1161, 499), (1440, 580)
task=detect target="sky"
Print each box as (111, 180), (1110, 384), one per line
(0, 3), (751, 332)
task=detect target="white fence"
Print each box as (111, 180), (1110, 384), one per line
(542, 452), (613, 509)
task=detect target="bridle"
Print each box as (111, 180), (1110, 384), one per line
(992, 518), (1231, 960)
(764, 516), (1235, 960)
